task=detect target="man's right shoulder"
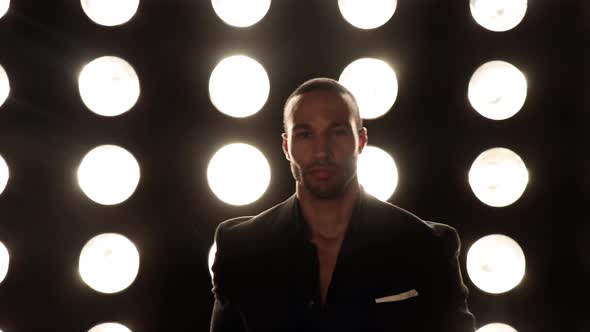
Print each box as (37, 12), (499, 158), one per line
(214, 195), (295, 244)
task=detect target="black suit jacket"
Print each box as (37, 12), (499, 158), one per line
(210, 191), (475, 332)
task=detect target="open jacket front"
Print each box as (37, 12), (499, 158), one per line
(210, 190), (476, 332)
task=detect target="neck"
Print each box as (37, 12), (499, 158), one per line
(296, 179), (361, 243)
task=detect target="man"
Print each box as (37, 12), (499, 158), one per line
(210, 78), (476, 332)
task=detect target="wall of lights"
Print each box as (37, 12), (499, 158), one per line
(0, 0), (585, 331)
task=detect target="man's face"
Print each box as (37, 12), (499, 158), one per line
(282, 91), (367, 199)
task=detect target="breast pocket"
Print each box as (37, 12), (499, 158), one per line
(372, 291), (421, 332)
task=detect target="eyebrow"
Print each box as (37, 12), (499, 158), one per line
(330, 122), (351, 129)
(292, 122), (351, 131)
(292, 124), (311, 131)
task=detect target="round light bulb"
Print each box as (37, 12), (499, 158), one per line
(339, 58), (398, 119)
(211, 0), (271, 27)
(0, 0), (9, 20)
(88, 322), (132, 332)
(207, 143), (271, 205)
(81, 0), (139, 26)
(79, 233), (140, 294)
(470, 0), (527, 32)
(357, 145), (398, 201)
(0, 154), (8, 196)
(468, 147), (528, 207)
(467, 234), (525, 294)
(77, 145), (141, 205)
(477, 323), (518, 332)
(0, 241), (9, 285)
(468, 60), (527, 120)
(209, 55), (270, 118)
(0, 64), (10, 108)
(78, 56), (140, 117)
(338, 0), (397, 29)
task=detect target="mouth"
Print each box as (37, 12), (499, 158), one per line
(307, 166), (336, 179)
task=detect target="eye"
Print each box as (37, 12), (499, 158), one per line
(295, 130), (311, 139)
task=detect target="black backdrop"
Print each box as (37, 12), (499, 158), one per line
(0, 0), (588, 331)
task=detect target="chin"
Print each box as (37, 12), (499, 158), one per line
(305, 183), (347, 199)
(310, 190), (342, 199)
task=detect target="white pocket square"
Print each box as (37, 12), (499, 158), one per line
(374, 289), (419, 303)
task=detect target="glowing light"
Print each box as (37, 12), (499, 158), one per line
(0, 241), (9, 285)
(81, 0), (139, 26)
(470, 0), (527, 32)
(209, 55), (270, 118)
(339, 58), (398, 119)
(468, 147), (528, 207)
(338, 0), (396, 29)
(468, 61), (527, 120)
(467, 234), (525, 294)
(477, 323), (518, 332)
(207, 143), (271, 205)
(0, 64), (9, 108)
(88, 322), (132, 332)
(0, 0), (9, 20)
(0, 154), (8, 196)
(79, 233), (140, 294)
(357, 146), (398, 201)
(78, 56), (140, 117)
(77, 145), (141, 205)
(208, 242), (216, 279)
(211, 0), (271, 27)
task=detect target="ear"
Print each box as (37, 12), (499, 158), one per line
(357, 127), (368, 154)
(281, 132), (290, 160)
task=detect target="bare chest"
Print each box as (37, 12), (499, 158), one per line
(315, 241), (343, 304)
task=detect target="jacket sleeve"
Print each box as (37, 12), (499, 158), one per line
(210, 222), (246, 332)
(422, 225), (476, 332)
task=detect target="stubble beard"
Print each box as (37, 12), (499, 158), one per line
(291, 159), (357, 199)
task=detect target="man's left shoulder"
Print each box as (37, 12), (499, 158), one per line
(362, 192), (460, 246)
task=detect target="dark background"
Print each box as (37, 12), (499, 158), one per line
(0, 0), (588, 331)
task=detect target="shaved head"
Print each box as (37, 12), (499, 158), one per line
(283, 78), (362, 133)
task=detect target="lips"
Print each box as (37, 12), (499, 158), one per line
(307, 166), (336, 179)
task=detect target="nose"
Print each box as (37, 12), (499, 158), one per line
(311, 134), (332, 160)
